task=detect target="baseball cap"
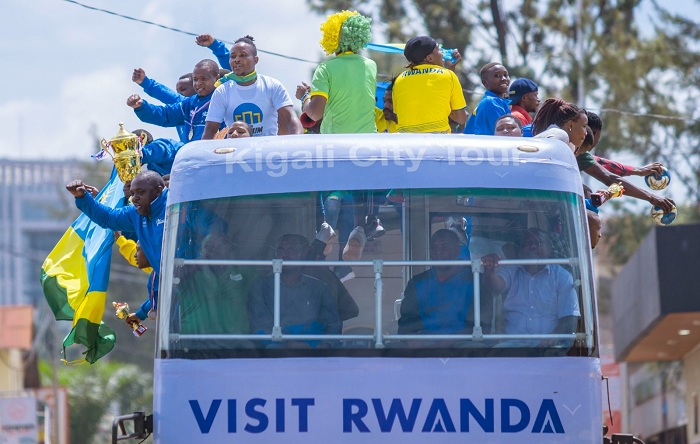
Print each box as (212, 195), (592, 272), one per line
(508, 78), (538, 104)
(404, 36), (437, 64)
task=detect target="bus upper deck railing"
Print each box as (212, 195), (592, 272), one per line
(168, 257), (590, 350)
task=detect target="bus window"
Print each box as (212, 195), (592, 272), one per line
(159, 188), (593, 359)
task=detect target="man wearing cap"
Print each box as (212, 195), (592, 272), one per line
(509, 78), (540, 126)
(392, 36), (467, 133)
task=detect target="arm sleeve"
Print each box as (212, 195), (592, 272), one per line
(209, 39), (230, 70)
(75, 193), (136, 232)
(482, 102), (508, 135)
(134, 298), (151, 320)
(134, 99), (187, 128)
(248, 279), (273, 334)
(397, 280), (422, 334)
(205, 88), (226, 124)
(595, 156), (635, 176)
(140, 76), (183, 105)
(556, 268), (580, 318)
(310, 64), (330, 100)
(116, 236), (138, 267)
(270, 79), (294, 110)
(317, 283), (342, 334)
(141, 138), (181, 168)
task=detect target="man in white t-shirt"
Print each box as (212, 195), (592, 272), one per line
(202, 35), (302, 138)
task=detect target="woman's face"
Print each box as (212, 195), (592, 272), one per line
(568, 112), (589, 149)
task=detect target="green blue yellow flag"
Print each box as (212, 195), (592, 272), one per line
(41, 168), (125, 364)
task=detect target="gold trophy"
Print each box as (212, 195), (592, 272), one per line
(113, 301), (148, 337)
(99, 123), (142, 182)
(591, 182), (624, 207)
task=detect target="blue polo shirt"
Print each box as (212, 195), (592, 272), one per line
(463, 90), (511, 135)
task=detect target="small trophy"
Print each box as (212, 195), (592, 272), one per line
(591, 182), (624, 207)
(98, 123), (143, 183)
(113, 301), (147, 337)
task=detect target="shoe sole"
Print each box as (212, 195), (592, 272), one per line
(323, 232), (338, 256)
(342, 239), (364, 261)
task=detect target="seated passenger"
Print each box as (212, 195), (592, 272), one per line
(178, 232), (257, 334)
(248, 234), (342, 344)
(481, 228), (579, 339)
(398, 229), (477, 335)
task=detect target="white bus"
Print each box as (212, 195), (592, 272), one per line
(115, 133), (615, 443)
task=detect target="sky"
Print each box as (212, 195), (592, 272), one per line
(0, 0), (696, 165)
(0, 0), (327, 160)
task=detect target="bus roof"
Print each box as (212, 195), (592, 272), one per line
(168, 133), (582, 206)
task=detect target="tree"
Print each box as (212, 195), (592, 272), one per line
(307, 0), (700, 252)
(39, 359), (153, 444)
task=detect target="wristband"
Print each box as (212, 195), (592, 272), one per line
(300, 92), (310, 103)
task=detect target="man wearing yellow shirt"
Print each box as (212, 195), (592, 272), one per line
(393, 36), (468, 133)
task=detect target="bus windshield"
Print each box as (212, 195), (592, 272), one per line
(157, 186), (595, 359)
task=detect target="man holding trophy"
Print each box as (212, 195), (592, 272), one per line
(67, 124), (167, 328)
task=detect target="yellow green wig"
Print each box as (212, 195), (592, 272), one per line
(319, 10), (372, 56)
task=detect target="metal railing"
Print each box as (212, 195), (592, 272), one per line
(167, 257), (588, 349)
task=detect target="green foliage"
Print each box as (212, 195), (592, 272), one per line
(39, 359), (153, 444)
(306, 0), (700, 206)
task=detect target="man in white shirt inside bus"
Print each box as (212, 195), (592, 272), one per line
(481, 228), (579, 343)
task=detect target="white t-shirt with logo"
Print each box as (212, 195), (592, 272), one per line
(206, 75), (293, 136)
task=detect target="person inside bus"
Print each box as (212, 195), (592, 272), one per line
(398, 229), (482, 337)
(481, 228), (580, 343)
(177, 232), (257, 335)
(248, 234), (342, 347)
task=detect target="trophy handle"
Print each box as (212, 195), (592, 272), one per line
(100, 138), (116, 160)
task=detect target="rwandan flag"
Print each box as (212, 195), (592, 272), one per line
(41, 168), (125, 364)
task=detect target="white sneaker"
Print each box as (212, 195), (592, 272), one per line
(316, 222), (337, 256)
(342, 226), (366, 261)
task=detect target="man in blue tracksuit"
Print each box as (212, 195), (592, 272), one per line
(66, 171), (167, 325)
(126, 59), (224, 143)
(132, 68), (195, 142)
(132, 129), (183, 177)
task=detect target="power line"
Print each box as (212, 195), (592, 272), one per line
(59, 0), (319, 64)
(600, 108), (700, 124)
(57, 1), (700, 126)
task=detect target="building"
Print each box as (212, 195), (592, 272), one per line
(0, 160), (88, 306)
(612, 224), (700, 444)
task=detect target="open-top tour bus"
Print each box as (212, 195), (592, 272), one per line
(115, 133), (606, 443)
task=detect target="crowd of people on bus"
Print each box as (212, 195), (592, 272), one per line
(63, 10), (674, 348)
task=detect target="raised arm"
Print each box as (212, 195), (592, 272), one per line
(128, 95), (187, 128)
(480, 254), (506, 293)
(196, 34), (231, 70)
(583, 162), (675, 213)
(67, 180), (135, 232)
(133, 68), (183, 105)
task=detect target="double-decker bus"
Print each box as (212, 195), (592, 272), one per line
(115, 133), (608, 443)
